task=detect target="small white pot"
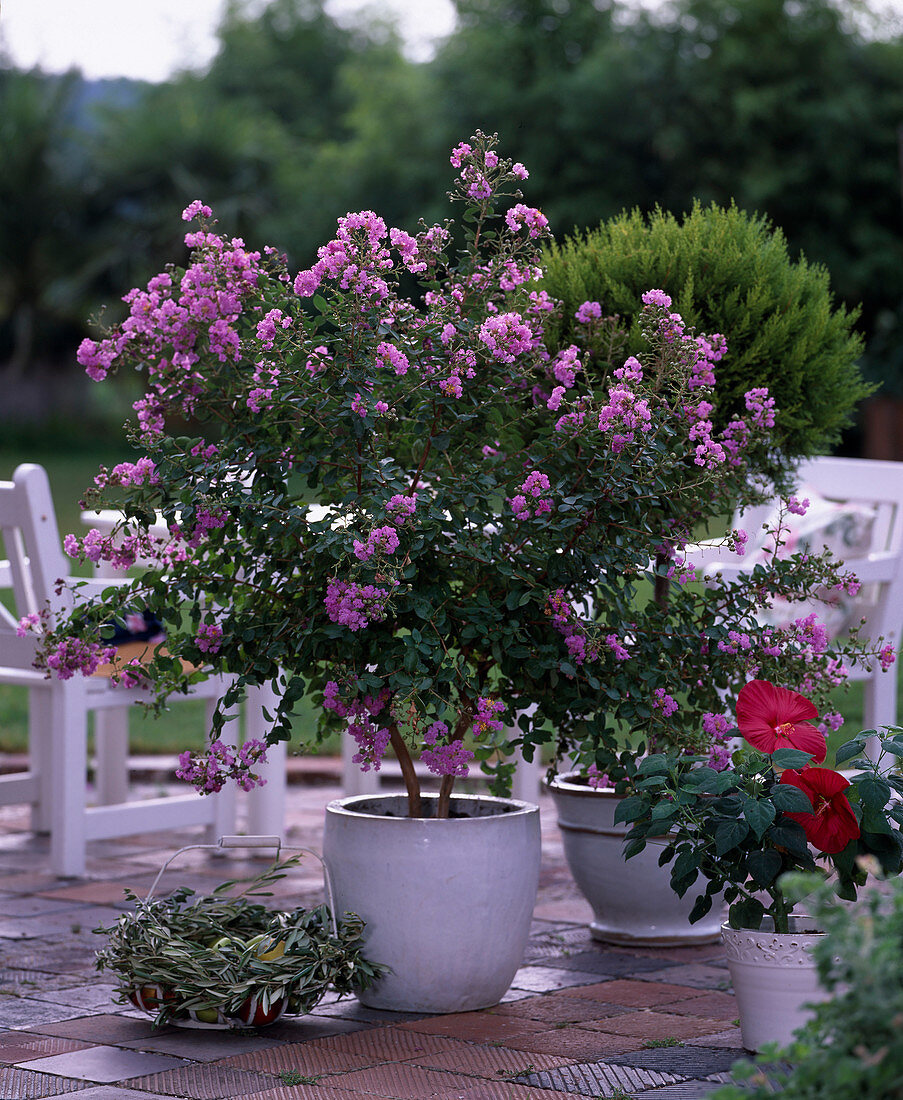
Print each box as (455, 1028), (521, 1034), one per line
(722, 917), (827, 1052)
(323, 792), (540, 1014)
(549, 772), (723, 945)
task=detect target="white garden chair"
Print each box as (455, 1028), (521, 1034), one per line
(684, 455), (903, 744)
(0, 463), (238, 877)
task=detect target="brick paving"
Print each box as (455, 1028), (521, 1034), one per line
(0, 767), (746, 1100)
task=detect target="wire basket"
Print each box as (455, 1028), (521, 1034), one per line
(95, 835), (373, 1030)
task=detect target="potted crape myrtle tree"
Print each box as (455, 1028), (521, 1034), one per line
(30, 133), (892, 1002)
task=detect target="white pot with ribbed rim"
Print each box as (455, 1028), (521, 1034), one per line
(549, 771), (724, 945)
(722, 917), (827, 1052)
(322, 792), (541, 1014)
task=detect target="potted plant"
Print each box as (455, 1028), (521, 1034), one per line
(28, 131), (892, 989)
(618, 678), (903, 1051)
(94, 857), (383, 1028)
(534, 291), (891, 945)
(710, 871), (903, 1098)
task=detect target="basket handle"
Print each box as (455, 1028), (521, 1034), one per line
(145, 836), (339, 937)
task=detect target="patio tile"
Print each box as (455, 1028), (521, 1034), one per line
(520, 1061), (684, 1096)
(29, 985), (122, 1014)
(509, 967), (603, 993)
(0, 1035), (94, 1065)
(405, 1044), (573, 1077)
(0, 1064), (93, 1097)
(124, 1064), (275, 1098)
(663, 991), (738, 1020)
(216, 1042), (377, 1075)
(119, 1028), (284, 1061)
(18, 1046), (186, 1083)
(642, 964), (733, 991)
(564, 979), (711, 1008)
(308, 1027), (470, 1062)
(588, 1011), (730, 1041)
(490, 994), (632, 1025)
(43, 1089), (177, 1100)
(502, 1029), (644, 1059)
(33, 882), (154, 907)
(0, 999), (87, 1030)
(0, 908), (119, 941)
(319, 1062), (476, 1098)
(430, 1082), (574, 1100)
(399, 1013), (547, 1042)
(22, 1016), (167, 1043)
(227, 1086), (377, 1100)
(0, 898), (94, 918)
(633, 1080), (726, 1097)
(252, 1015), (369, 1041)
(684, 1029), (744, 1050)
(605, 1046), (742, 1076)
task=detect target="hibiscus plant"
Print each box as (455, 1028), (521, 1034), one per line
(617, 680), (903, 932)
(27, 132), (894, 816)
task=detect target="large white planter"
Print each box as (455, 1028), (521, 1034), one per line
(549, 772), (723, 945)
(722, 918), (827, 1052)
(323, 792), (540, 1013)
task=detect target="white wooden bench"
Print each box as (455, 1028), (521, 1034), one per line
(0, 463), (237, 877)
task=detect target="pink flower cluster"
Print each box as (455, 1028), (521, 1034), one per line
(597, 379), (652, 454)
(45, 636), (118, 680)
(575, 300), (602, 324)
(176, 738), (268, 794)
(78, 210), (264, 443)
(547, 590), (598, 667)
(421, 721), (475, 777)
(504, 203), (549, 239)
(353, 525), (400, 562)
(509, 470), (553, 521)
(478, 312), (534, 364)
(195, 623), (223, 654)
(473, 697), (506, 737)
(386, 492), (418, 526)
(323, 579), (396, 631)
(323, 681), (392, 771)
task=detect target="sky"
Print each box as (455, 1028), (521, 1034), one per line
(2, 0), (902, 81)
(0, 0), (459, 82)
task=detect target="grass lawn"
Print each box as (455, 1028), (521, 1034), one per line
(1, 446), (898, 764)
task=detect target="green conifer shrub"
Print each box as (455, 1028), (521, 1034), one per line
(542, 201), (872, 469)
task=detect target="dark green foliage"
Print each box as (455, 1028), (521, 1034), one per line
(542, 201), (872, 464)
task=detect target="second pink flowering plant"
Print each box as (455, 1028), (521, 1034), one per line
(34, 131), (893, 815)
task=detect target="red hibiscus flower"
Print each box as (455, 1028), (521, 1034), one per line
(779, 767), (861, 854)
(736, 680), (827, 764)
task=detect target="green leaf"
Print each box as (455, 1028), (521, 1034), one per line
(771, 748), (815, 770)
(714, 818), (750, 855)
(770, 784), (813, 813)
(857, 776), (891, 811)
(746, 849), (782, 887)
(613, 796), (648, 825)
(767, 822), (813, 858)
(729, 896), (765, 930)
(743, 798), (776, 841)
(834, 739), (866, 765)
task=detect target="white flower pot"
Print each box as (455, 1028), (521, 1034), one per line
(323, 792), (541, 1013)
(549, 772), (723, 945)
(722, 917), (827, 1052)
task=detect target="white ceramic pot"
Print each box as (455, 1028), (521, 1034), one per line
(549, 772), (723, 945)
(323, 792), (541, 1014)
(722, 917), (827, 1052)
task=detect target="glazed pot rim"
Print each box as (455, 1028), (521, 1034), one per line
(546, 770), (620, 797)
(326, 791), (539, 821)
(721, 917), (824, 938)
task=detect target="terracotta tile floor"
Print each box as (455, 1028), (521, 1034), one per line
(0, 768), (745, 1099)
